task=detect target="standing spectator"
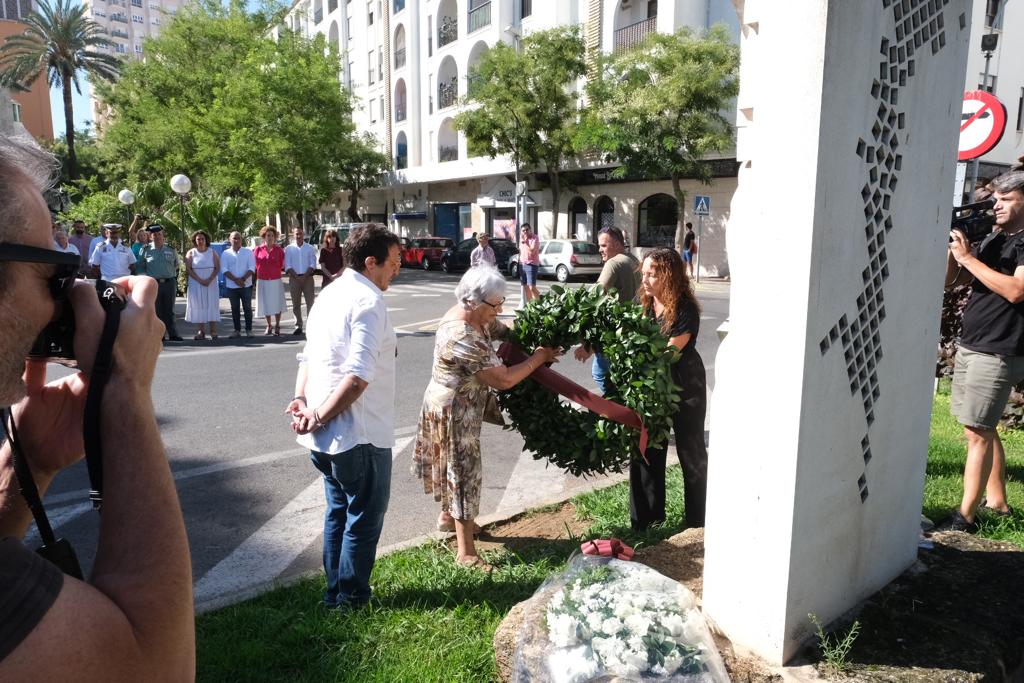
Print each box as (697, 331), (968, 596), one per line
(412, 267), (561, 571)
(53, 228), (79, 257)
(945, 171), (1024, 531)
(136, 224), (183, 342)
(574, 227), (641, 395)
(285, 226), (318, 335)
(682, 222), (697, 278)
(87, 231), (106, 269)
(633, 247), (707, 530)
(518, 223), (541, 303)
(470, 233), (496, 268)
(0, 135), (194, 680)
(255, 225), (286, 336)
(285, 225), (403, 610)
(318, 229), (345, 286)
(67, 219), (93, 275)
(89, 224), (135, 280)
(184, 231), (221, 340)
(131, 221), (150, 259)
(221, 231), (256, 338)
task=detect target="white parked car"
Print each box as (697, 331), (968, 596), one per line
(538, 239), (603, 282)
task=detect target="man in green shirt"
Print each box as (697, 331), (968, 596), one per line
(137, 225), (183, 342)
(574, 227), (641, 394)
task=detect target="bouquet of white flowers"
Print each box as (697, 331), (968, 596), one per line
(511, 555), (727, 683)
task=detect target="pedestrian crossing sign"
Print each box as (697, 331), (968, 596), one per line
(694, 195), (711, 216)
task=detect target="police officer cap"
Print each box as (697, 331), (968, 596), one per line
(146, 223), (164, 233)
(101, 223), (123, 231)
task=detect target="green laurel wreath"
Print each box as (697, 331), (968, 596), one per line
(498, 285), (681, 477)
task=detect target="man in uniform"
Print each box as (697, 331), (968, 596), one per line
(136, 224), (184, 342)
(89, 224), (135, 280)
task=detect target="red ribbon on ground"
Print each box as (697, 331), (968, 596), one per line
(581, 538), (635, 561)
(497, 342), (650, 460)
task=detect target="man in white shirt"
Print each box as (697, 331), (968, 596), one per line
(89, 224), (135, 280)
(470, 233), (496, 268)
(220, 231), (257, 338)
(53, 228), (79, 256)
(284, 226), (318, 335)
(286, 224), (402, 610)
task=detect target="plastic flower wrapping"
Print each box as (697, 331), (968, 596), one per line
(511, 554), (728, 682)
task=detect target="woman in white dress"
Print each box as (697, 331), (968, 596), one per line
(185, 230), (222, 340)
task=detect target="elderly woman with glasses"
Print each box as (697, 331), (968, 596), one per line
(412, 266), (561, 571)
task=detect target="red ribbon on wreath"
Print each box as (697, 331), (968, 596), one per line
(497, 342), (650, 462)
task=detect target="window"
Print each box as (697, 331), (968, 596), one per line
(151, 16), (159, 24)
(377, 47), (383, 81)
(520, 0), (531, 19)
(393, 0), (404, 11)
(11, 101), (21, 123)
(468, 0), (490, 33)
(367, 1), (373, 25)
(346, 15), (352, 39)
(368, 50), (375, 83)
(328, 0), (337, 12)
(115, 43), (127, 54)
(379, 96), (384, 121)
(93, 8), (106, 16)
(346, 61), (354, 89)
(135, 43), (143, 54)
(370, 99), (377, 122)
(1017, 88), (1023, 132)
(131, 0), (141, 6)
(647, 0), (658, 19)
(132, 14), (143, 22)
(637, 194), (678, 248)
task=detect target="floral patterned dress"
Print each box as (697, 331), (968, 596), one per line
(412, 319), (505, 520)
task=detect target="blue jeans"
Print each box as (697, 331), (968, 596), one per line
(310, 443), (392, 608)
(227, 286), (253, 332)
(592, 352), (612, 396)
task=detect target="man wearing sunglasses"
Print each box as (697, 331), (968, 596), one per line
(0, 139), (195, 677)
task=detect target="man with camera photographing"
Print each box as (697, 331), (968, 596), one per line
(946, 171), (1024, 532)
(0, 139), (195, 677)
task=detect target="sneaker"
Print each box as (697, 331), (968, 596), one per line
(940, 510), (978, 533)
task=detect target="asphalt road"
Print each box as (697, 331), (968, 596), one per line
(32, 268), (729, 609)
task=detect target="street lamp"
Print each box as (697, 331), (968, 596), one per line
(117, 188), (135, 227)
(170, 173), (191, 257)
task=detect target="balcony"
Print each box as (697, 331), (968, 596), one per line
(395, 47), (406, 69)
(439, 145), (458, 162)
(111, 29), (129, 38)
(437, 16), (457, 49)
(396, 154), (407, 169)
(110, 14), (127, 23)
(438, 77), (458, 110)
(468, 1), (490, 34)
(614, 16), (657, 53)
(314, 7), (323, 23)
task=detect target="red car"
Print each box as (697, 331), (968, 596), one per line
(402, 237), (455, 270)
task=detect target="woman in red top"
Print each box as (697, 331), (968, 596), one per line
(254, 225), (286, 336)
(318, 229), (345, 286)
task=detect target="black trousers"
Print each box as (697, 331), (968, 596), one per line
(155, 278), (179, 338)
(630, 351), (708, 530)
(227, 286), (253, 332)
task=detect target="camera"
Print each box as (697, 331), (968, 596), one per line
(950, 197), (996, 244)
(27, 280), (127, 368)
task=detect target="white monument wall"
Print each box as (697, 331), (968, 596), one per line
(703, 0), (973, 664)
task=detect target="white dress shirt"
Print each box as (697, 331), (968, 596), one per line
(89, 240), (135, 279)
(284, 242), (318, 276)
(220, 246), (257, 289)
(296, 268), (396, 455)
(55, 242), (80, 256)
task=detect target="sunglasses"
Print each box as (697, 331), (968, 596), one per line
(481, 296), (506, 310)
(0, 243), (80, 301)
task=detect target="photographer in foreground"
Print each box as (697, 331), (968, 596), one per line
(0, 139), (194, 679)
(945, 171), (1024, 532)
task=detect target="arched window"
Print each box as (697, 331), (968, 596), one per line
(438, 118), (458, 162)
(394, 79), (407, 122)
(437, 0), (458, 49)
(568, 197), (589, 241)
(328, 21), (339, 54)
(327, 0), (337, 13)
(594, 196), (615, 233)
(394, 24), (406, 69)
(437, 55), (459, 110)
(637, 194), (678, 248)
(396, 131), (408, 170)
(466, 40), (488, 98)
(313, 0), (323, 24)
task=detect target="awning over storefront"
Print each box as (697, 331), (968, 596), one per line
(476, 176), (537, 208)
(392, 212), (427, 220)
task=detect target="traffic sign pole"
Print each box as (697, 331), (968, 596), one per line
(969, 51), (994, 201)
(696, 215), (703, 284)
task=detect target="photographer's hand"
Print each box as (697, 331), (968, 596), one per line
(949, 230), (974, 265)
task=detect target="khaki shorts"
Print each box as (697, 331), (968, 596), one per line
(950, 347), (1024, 430)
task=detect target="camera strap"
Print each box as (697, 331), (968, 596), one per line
(83, 281), (127, 510)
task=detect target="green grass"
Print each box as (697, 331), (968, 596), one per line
(195, 395), (1024, 681)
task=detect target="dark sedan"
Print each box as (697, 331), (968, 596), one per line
(440, 237), (518, 275)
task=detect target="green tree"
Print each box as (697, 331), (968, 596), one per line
(95, 2), (358, 217)
(40, 128), (112, 188)
(339, 133), (391, 221)
(0, 0), (121, 180)
(580, 26), (739, 249)
(455, 27), (586, 238)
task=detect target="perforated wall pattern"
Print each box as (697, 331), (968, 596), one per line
(817, 0), (962, 503)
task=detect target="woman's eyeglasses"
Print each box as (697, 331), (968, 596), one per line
(0, 243), (80, 301)
(481, 296), (506, 310)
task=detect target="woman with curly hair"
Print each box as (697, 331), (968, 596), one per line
(635, 247), (708, 530)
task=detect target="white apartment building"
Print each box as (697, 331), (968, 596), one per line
(83, 0), (188, 123)
(284, 0), (742, 276)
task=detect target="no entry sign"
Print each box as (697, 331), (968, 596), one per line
(958, 90), (1007, 161)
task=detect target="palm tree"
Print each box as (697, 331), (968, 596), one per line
(0, 0), (120, 179)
